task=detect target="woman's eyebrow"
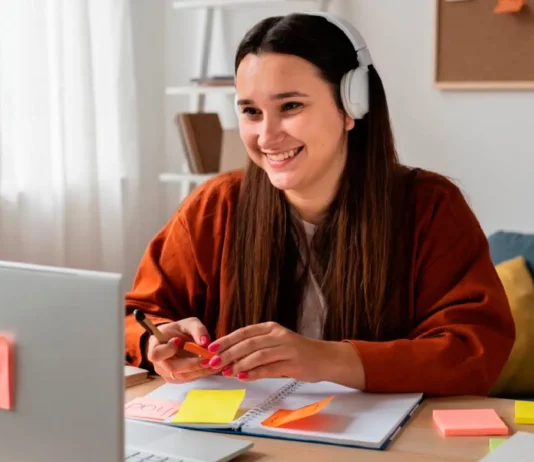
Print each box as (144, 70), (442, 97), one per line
(236, 91), (310, 106)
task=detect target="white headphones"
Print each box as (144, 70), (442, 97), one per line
(234, 12), (372, 120)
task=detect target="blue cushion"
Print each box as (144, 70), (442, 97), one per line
(488, 231), (534, 277)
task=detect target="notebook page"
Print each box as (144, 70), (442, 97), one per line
(240, 381), (422, 449)
(143, 376), (293, 429)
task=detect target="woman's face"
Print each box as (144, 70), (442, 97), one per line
(236, 52), (354, 196)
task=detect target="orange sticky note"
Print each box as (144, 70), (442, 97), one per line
(183, 342), (214, 359)
(0, 335), (14, 410)
(494, 0), (525, 13)
(433, 409), (509, 436)
(125, 398), (181, 421)
(261, 396), (334, 428)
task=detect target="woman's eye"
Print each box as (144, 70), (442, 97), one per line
(282, 102), (302, 111)
(242, 106), (259, 116)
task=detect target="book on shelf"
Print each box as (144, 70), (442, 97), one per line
(174, 112), (247, 174)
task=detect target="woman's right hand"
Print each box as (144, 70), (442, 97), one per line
(146, 317), (222, 383)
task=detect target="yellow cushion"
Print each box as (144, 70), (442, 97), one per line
(490, 256), (534, 397)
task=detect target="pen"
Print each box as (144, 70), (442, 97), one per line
(133, 309), (214, 359)
(133, 309), (166, 343)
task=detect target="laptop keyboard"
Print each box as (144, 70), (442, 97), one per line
(125, 449), (185, 462)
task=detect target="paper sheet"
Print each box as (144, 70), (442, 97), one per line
(261, 396), (334, 428)
(172, 389), (246, 424)
(125, 398), (181, 421)
(0, 335), (14, 410)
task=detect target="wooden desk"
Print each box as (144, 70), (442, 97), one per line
(126, 377), (533, 461)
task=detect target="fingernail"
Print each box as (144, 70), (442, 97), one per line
(200, 359), (210, 367)
(173, 337), (181, 348)
(209, 356), (221, 368)
(200, 335), (209, 346)
(222, 366), (233, 377)
(208, 343), (220, 353)
(237, 372), (248, 380)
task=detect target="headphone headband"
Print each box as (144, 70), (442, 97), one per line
(306, 12), (372, 68)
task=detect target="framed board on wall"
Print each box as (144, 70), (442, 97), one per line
(434, 0), (534, 90)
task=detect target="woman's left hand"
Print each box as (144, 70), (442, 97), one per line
(206, 322), (334, 382)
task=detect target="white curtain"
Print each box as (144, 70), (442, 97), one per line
(0, 0), (142, 279)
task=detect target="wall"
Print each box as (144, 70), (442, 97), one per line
(348, 0), (534, 234)
(160, 0), (534, 234)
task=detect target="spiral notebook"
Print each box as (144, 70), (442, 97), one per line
(142, 377), (423, 450)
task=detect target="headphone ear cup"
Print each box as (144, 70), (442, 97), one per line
(340, 67), (369, 120)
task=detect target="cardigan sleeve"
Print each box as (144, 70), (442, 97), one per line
(124, 213), (205, 368)
(346, 182), (515, 396)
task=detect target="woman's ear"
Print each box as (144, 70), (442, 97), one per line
(345, 115), (355, 131)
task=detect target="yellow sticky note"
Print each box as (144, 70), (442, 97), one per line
(515, 400), (534, 425)
(261, 396), (334, 428)
(172, 389), (246, 424)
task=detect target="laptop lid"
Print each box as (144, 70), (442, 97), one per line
(0, 260), (124, 462)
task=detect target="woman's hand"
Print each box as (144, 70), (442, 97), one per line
(146, 317), (223, 384)
(205, 322), (344, 383)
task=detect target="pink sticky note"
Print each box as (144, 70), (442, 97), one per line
(0, 335), (14, 410)
(125, 398), (181, 421)
(433, 409), (509, 436)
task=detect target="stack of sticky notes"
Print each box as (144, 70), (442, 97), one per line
(515, 400), (534, 425)
(172, 389), (246, 424)
(432, 409), (509, 436)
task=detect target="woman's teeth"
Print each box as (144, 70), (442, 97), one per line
(265, 146), (303, 161)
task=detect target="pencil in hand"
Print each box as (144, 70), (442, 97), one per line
(133, 309), (166, 344)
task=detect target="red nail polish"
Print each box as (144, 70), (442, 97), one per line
(208, 343), (220, 353)
(200, 335), (209, 346)
(173, 337), (181, 348)
(237, 372), (248, 380)
(200, 359), (210, 367)
(222, 366), (233, 376)
(209, 356), (221, 368)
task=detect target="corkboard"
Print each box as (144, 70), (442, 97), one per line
(434, 0), (534, 90)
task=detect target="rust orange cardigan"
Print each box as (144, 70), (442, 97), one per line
(125, 168), (515, 396)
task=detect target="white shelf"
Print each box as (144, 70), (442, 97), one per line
(173, 0), (316, 9)
(165, 85), (236, 96)
(159, 172), (215, 183)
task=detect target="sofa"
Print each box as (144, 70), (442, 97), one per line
(486, 231), (534, 400)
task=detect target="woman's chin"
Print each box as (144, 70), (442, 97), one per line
(265, 170), (301, 191)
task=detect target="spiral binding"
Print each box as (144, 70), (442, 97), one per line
(231, 379), (304, 430)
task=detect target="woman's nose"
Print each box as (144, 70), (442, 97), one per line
(257, 117), (284, 149)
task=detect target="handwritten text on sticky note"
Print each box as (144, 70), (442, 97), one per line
(0, 335), (14, 410)
(172, 389), (246, 424)
(261, 396), (334, 428)
(125, 398), (181, 421)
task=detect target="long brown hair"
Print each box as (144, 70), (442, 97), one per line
(224, 14), (409, 341)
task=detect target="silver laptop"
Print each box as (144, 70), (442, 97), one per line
(0, 260), (253, 462)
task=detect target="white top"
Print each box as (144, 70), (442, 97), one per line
(297, 220), (328, 339)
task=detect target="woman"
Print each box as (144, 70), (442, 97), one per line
(125, 13), (514, 396)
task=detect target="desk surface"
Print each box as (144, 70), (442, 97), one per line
(126, 377), (533, 462)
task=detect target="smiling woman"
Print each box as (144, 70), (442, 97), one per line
(124, 12), (515, 397)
